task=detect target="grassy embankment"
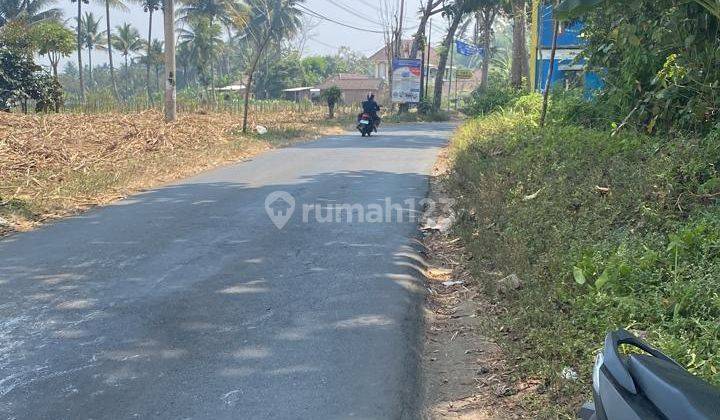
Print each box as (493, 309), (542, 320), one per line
(0, 107), (345, 234)
(448, 93), (720, 415)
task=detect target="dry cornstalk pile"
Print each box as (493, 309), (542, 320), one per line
(0, 108), (332, 231)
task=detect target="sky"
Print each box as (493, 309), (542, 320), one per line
(55, 0), (449, 68)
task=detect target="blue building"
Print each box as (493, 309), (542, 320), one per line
(530, 1), (603, 94)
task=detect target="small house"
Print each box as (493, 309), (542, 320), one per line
(317, 74), (386, 105)
(282, 87), (320, 102)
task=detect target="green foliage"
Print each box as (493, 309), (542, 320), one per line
(0, 0), (61, 27)
(78, 11), (101, 51)
(0, 43), (62, 111)
(463, 81), (523, 115)
(179, 16), (224, 86)
(320, 85), (342, 118)
(0, 20), (36, 54)
(31, 20), (75, 60)
(320, 85), (342, 104)
(580, 0), (720, 134)
(450, 94), (720, 414)
(254, 51), (304, 98)
(111, 22), (142, 66)
(300, 52), (371, 86)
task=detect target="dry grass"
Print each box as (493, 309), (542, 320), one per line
(421, 148), (534, 419)
(0, 108), (343, 234)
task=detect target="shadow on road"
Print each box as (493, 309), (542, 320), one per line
(1, 169), (434, 419)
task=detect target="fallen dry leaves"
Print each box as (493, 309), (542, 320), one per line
(0, 108), (339, 234)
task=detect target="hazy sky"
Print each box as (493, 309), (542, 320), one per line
(55, 0), (449, 68)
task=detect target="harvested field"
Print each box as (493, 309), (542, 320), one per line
(0, 108), (344, 235)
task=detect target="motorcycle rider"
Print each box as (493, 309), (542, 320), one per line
(361, 93), (381, 132)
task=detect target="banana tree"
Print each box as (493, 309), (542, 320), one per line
(556, 0), (720, 20)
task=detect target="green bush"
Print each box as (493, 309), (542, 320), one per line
(581, 0), (720, 134)
(449, 107), (720, 415)
(463, 80), (523, 116)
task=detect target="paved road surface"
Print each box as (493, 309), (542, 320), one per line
(0, 123), (453, 419)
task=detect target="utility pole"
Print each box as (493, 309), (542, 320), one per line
(397, 0), (407, 112)
(397, 0), (405, 56)
(425, 19), (432, 99)
(447, 36), (454, 112)
(420, 34), (425, 102)
(163, 0), (177, 122)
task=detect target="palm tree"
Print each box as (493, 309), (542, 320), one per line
(78, 11), (101, 86)
(176, 41), (193, 87)
(177, 0), (247, 27)
(240, 0), (303, 133)
(112, 22), (142, 70)
(141, 39), (163, 92)
(137, 0), (161, 103)
(179, 16), (224, 87)
(70, 0), (89, 102)
(97, 0), (128, 100)
(0, 0), (61, 27)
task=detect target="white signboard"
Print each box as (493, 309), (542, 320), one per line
(391, 58), (422, 103)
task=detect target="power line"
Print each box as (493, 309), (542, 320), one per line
(297, 4), (386, 34)
(319, 0), (386, 27)
(308, 37), (340, 50)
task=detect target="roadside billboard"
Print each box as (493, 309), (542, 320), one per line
(391, 58), (422, 103)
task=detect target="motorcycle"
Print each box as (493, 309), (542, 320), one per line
(579, 329), (720, 419)
(357, 110), (381, 137)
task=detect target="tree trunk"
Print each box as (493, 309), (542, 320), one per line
(147, 9), (153, 104)
(156, 65), (161, 92)
(510, 0), (528, 89)
(163, 0), (176, 122)
(87, 47), (93, 86)
(106, 0), (120, 101)
(242, 36), (271, 134)
(479, 7), (498, 90)
(328, 102), (335, 119)
(77, 0), (85, 103)
(540, 16), (560, 127)
(432, 14), (462, 111)
(410, 1), (437, 60)
(49, 51), (59, 81)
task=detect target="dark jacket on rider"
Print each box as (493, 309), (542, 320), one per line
(362, 99), (380, 129)
(362, 99), (380, 117)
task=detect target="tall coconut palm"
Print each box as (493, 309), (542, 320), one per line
(177, 0), (247, 26)
(176, 41), (193, 87)
(136, 0), (160, 103)
(0, 0), (62, 27)
(96, 0), (127, 100)
(78, 11), (101, 86)
(240, 0), (303, 133)
(112, 22), (142, 71)
(141, 38), (163, 92)
(70, 0), (89, 102)
(179, 16), (224, 87)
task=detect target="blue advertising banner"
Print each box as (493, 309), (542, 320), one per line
(455, 40), (484, 57)
(391, 58), (422, 103)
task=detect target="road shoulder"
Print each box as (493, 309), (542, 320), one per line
(419, 147), (534, 419)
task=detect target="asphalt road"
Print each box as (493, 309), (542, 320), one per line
(0, 123), (453, 420)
